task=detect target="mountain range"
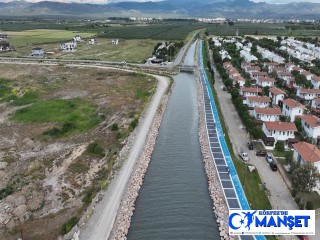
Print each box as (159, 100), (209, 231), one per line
(0, 0), (320, 19)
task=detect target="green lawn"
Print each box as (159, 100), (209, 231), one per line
(11, 98), (100, 135)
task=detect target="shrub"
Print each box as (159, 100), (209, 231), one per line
(275, 141), (285, 152)
(129, 118), (138, 131)
(111, 123), (119, 131)
(306, 201), (314, 210)
(291, 188), (297, 197)
(86, 142), (105, 157)
(61, 216), (80, 235)
(82, 187), (98, 206)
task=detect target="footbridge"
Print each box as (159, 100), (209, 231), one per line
(179, 64), (195, 72)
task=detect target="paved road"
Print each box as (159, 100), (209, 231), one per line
(79, 75), (169, 240)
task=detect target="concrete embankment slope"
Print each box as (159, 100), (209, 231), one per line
(79, 75), (169, 240)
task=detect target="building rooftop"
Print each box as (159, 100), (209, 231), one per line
(247, 96), (271, 102)
(269, 87), (286, 95)
(255, 107), (282, 115)
(283, 98), (306, 109)
(265, 121), (297, 131)
(241, 87), (262, 93)
(293, 141), (320, 163)
(298, 88), (320, 94)
(299, 115), (320, 128)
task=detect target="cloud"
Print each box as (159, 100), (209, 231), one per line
(251, 0), (320, 3)
(0, 0), (163, 3)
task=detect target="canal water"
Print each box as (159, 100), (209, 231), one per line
(127, 42), (219, 240)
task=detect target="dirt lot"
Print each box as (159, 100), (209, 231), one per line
(0, 64), (156, 240)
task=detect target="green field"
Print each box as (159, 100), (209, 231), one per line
(11, 98), (100, 136)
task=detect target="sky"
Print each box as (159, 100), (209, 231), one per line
(0, 0), (320, 4)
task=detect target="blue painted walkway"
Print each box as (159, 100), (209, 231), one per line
(198, 41), (266, 240)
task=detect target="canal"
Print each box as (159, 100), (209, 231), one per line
(127, 42), (220, 240)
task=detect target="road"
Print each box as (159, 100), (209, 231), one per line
(79, 74), (169, 240)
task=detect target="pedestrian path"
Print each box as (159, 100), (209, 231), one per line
(198, 41), (266, 240)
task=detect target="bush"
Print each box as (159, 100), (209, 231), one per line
(82, 187), (98, 206)
(111, 123), (119, 131)
(129, 118), (138, 131)
(275, 141), (285, 152)
(294, 197), (301, 205)
(61, 216), (80, 235)
(306, 201), (314, 210)
(86, 142), (105, 157)
(291, 188), (297, 197)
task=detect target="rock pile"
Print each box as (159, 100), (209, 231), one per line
(195, 72), (235, 240)
(110, 91), (170, 240)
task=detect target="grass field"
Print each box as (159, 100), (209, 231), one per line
(11, 98), (100, 136)
(8, 29), (95, 47)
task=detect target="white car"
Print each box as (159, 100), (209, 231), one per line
(266, 153), (273, 163)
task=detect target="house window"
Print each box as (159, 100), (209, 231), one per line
(274, 130), (276, 134)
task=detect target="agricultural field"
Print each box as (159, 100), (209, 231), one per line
(0, 64), (156, 240)
(206, 22), (320, 37)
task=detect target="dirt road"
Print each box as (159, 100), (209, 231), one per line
(79, 75), (169, 240)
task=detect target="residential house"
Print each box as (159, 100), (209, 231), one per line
(0, 41), (10, 51)
(293, 142), (320, 173)
(31, 47), (44, 57)
(269, 87), (286, 106)
(262, 121), (297, 147)
(247, 96), (271, 109)
(88, 39), (96, 45)
(240, 87), (262, 104)
(232, 76), (246, 87)
(253, 107), (282, 123)
(284, 63), (296, 72)
(311, 98), (320, 114)
(245, 66), (261, 75)
(241, 62), (256, 69)
(264, 62), (279, 73)
(251, 72), (268, 81)
(311, 76), (320, 89)
(301, 71), (314, 81)
(299, 115), (320, 140)
(60, 41), (77, 52)
(73, 35), (82, 42)
(256, 77), (276, 88)
(0, 33), (7, 39)
(296, 88), (320, 105)
(282, 98), (305, 122)
(278, 72), (292, 81)
(112, 38), (119, 45)
(228, 70), (241, 78)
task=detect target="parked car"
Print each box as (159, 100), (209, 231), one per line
(269, 161), (278, 171)
(266, 153), (273, 163)
(247, 142), (253, 150)
(256, 150), (267, 157)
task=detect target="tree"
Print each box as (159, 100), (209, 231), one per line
(291, 164), (318, 208)
(275, 141), (285, 152)
(231, 88), (240, 101)
(295, 118), (303, 132)
(244, 80), (251, 87)
(263, 86), (270, 96)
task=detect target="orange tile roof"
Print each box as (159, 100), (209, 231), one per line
(265, 121), (297, 131)
(232, 76), (245, 81)
(252, 71), (268, 76)
(314, 98), (320, 105)
(298, 88), (320, 94)
(279, 72), (292, 76)
(283, 98), (306, 109)
(241, 87), (262, 93)
(269, 87), (286, 95)
(293, 142), (320, 163)
(247, 96), (271, 102)
(311, 76), (320, 82)
(265, 62), (279, 66)
(246, 66), (260, 71)
(255, 107), (282, 115)
(299, 115), (320, 128)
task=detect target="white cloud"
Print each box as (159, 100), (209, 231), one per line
(0, 0), (162, 3)
(251, 0), (320, 3)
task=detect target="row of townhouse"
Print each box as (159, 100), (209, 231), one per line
(223, 62), (246, 87)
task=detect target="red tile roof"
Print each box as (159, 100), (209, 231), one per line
(279, 72), (292, 76)
(247, 96), (271, 103)
(314, 98), (320, 105)
(301, 71), (313, 76)
(283, 98), (306, 109)
(255, 107), (282, 115)
(246, 66), (261, 71)
(311, 76), (320, 82)
(252, 71), (268, 76)
(293, 142), (320, 163)
(232, 76), (245, 81)
(264, 121), (297, 131)
(265, 62), (279, 66)
(241, 87), (262, 93)
(298, 88), (320, 94)
(299, 115), (320, 128)
(269, 87), (286, 95)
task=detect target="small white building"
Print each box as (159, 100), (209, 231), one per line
(293, 142), (320, 174)
(311, 76), (320, 89)
(296, 88), (320, 105)
(60, 41), (77, 52)
(282, 98), (305, 122)
(247, 96), (271, 109)
(269, 87), (286, 106)
(253, 107), (282, 122)
(240, 87), (262, 104)
(112, 38), (119, 45)
(73, 35), (82, 42)
(88, 39), (96, 45)
(31, 47), (44, 57)
(262, 121), (297, 146)
(231, 76), (246, 87)
(256, 77), (276, 88)
(299, 115), (320, 140)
